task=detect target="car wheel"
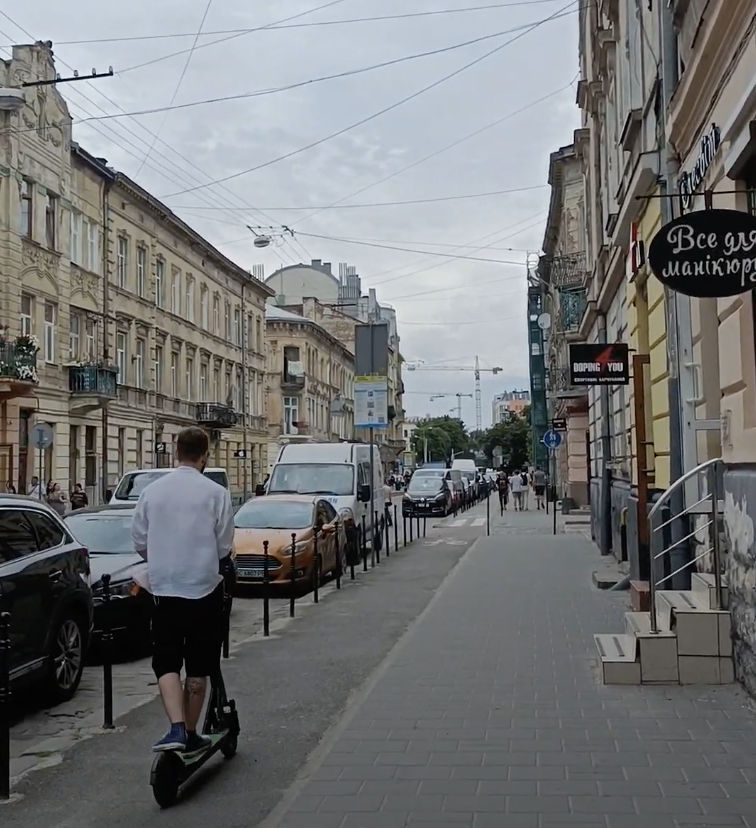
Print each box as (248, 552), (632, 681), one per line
(46, 613), (86, 703)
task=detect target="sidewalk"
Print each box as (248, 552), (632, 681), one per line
(264, 507), (756, 828)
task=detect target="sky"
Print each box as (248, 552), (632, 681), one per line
(0, 0), (579, 429)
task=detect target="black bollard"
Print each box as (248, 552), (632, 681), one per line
(393, 504), (399, 551)
(361, 515), (368, 572)
(409, 514), (414, 543)
(101, 574), (114, 730)
(349, 525), (356, 581)
(374, 511), (380, 566)
(313, 528), (320, 603)
(334, 521), (343, 590)
(402, 513), (407, 547)
(263, 539), (271, 637)
(0, 611), (10, 802)
(290, 533), (297, 618)
(385, 510), (391, 557)
(486, 487), (491, 536)
(423, 517), (427, 537)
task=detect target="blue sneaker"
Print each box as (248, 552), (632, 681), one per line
(153, 723), (187, 752)
(183, 732), (212, 757)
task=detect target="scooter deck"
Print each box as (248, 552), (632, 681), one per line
(174, 731), (228, 766)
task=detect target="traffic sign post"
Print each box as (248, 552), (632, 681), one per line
(542, 429), (562, 451)
(542, 430), (561, 535)
(30, 423), (53, 501)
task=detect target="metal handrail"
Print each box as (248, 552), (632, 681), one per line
(647, 458), (724, 634)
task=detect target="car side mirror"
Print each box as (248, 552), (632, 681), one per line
(255, 484), (265, 496)
(105, 490), (113, 503)
(359, 483), (371, 502)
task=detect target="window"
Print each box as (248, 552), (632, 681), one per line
(213, 294), (220, 334)
(154, 345), (163, 393)
(116, 332), (128, 383)
(21, 295), (33, 337)
(284, 397), (299, 435)
(136, 429), (144, 469)
(43, 302), (56, 363)
(70, 212), (81, 264)
(20, 180), (32, 239)
(186, 278), (195, 323)
(256, 317), (262, 352)
(86, 219), (99, 273)
(236, 367), (243, 410)
(85, 319), (97, 359)
(0, 510), (39, 562)
(186, 357), (194, 400)
(45, 193), (57, 250)
(234, 307), (241, 345)
(225, 301), (231, 341)
(213, 367), (220, 401)
(155, 259), (165, 308)
(171, 269), (181, 314)
(200, 362), (208, 400)
(117, 428), (125, 478)
(117, 236), (128, 288)
(135, 338), (145, 388)
(69, 313), (80, 361)
(25, 511), (66, 550)
(170, 352), (179, 397)
(136, 247), (147, 297)
(201, 287), (209, 330)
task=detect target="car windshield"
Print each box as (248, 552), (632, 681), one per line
(234, 500), (313, 530)
(203, 470), (228, 488)
(114, 471), (168, 500)
(408, 476), (443, 493)
(65, 513), (134, 553)
(460, 471), (476, 482)
(268, 464), (354, 496)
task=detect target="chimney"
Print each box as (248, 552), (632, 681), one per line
(311, 259), (322, 269)
(323, 262), (332, 274)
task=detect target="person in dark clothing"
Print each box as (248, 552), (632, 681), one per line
(70, 483), (89, 511)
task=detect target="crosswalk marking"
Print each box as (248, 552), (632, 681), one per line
(450, 519), (467, 527)
(471, 517), (486, 527)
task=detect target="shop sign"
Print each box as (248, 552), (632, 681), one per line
(679, 123), (721, 212)
(647, 208), (756, 298)
(568, 343), (630, 386)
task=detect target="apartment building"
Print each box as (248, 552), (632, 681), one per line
(264, 304), (355, 468)
(0, 42), (273, 502)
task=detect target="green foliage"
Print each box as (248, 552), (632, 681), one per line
(481, 412), (531, 472)
(411, 416), (470, 463)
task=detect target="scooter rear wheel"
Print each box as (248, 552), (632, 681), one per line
(151, 752), (181, 808)
(220, 710), (240, 759)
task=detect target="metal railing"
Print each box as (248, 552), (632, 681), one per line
(647, 458), (724, 633)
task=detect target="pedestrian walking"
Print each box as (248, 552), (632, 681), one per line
(27, 475), (41, 499)
(70, 482), (89, 511)
(532, 467), (547, 510)
(496, 471), (509, 514)
(521, 469), (532, 510)
(46, 482), (68, 516)
(383, 479), (393, 526)
(509, 470), (524, 511)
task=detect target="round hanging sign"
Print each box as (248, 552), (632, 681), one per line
(647, 208), (756, 298)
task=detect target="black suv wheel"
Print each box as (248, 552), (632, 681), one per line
(46, 612), (86, 703)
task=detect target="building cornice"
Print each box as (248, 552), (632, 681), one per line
(265, 317), (354, 365)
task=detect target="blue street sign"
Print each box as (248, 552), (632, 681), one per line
(543, 429), (562, 450)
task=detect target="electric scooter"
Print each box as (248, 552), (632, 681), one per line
(150, 564), (240, 808)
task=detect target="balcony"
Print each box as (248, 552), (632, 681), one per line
(69, 365), (118, 413)
(557, 289), (587, 339)
(281, 372), (305, 392)
(0, 341), (38, 401)
(196, 402), (238, 428)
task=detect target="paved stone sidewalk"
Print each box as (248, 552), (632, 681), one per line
(262, 508), (756, 828)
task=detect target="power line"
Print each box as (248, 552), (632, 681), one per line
(133, 0), (215, 176)
(160, 1), (579, 198)
(16, 1), (569, 49)
(164, 184), (549, 212)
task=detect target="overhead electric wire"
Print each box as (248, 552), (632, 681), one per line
(168, 184), (549, 212)
(161, 1), (579, 198)
(133, 0), (215, 176)
(15, 1), (570, 48)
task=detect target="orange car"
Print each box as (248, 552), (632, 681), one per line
(233, 495), (348, 590)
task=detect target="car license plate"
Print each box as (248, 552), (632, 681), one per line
(237, 567), (265, 579)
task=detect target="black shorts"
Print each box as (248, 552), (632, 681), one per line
(534, 485), (545, 496)
(151, 583), (224, 680)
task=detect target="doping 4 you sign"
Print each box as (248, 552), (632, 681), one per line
(648, 208), (756, 298)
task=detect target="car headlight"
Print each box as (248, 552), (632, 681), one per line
(280, 540), (310, 556)
(94, 579), (140, 599)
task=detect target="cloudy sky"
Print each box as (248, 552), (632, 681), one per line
(1, 0), (579, 428)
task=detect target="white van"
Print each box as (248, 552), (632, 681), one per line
(265, 442), (384, 564)
(451, 458), (480, 500)
(109, 467), (230, 504)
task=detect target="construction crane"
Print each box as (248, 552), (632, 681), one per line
(405, 356), (503, 431)
(429, 393), (473, 421)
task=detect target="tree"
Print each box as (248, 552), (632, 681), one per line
(481, 412), (530, 471)
(411, 416), (470, 463)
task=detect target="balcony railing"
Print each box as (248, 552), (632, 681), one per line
(195, 402), (238, 428)
(281, 372), (305, 390)
(0, 342), (38, 383)
(557, 289), (587, 333)
(69, 365), (118, 398)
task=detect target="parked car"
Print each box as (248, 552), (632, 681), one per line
(402, 470), (453, 517)
(233, 495), (347, 590)
(64, 504), (152, 643)
(0, 494), (93, 702)
(109, 467), (230, 504)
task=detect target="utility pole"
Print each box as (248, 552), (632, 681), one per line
(658, 0), (691, 587)
(241, 283), (249, 501)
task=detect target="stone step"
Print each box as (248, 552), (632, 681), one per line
(623, 611), (679, 683)
(656, 590), (731, 657)
(690, 571), (729, 610)
(594, 633), (640, 685)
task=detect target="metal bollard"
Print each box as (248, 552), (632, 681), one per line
(416, 517), (421, 539)
(101, 574), (114, 730)
(423, 517), (427, 537)
(361, 515), (368, 572)
(374, 511), (380, 566)
(486, 487), (491, 536)
(263, 540), (271, 636)
(0, 611), (10, 801)
(290, 533), (297, 618)
(409, 514), (414, 543)
(334, 521), (342, 590)
(385, 510), (391, 557)
(394, 504), (399, 551)
(313, 528), (320, 603)
(349, 526), (356, 581)
(402, 513), (407, 547)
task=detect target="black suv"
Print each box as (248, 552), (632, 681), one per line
(0, 495), (94, 703)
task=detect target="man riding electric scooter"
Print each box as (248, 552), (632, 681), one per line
(131, 425), (236, 756)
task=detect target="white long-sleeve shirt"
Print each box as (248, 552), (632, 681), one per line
(130, 465), (235, 599)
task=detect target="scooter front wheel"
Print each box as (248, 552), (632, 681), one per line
(151, 752), (181, 808)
